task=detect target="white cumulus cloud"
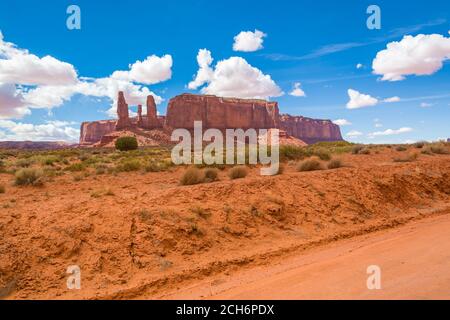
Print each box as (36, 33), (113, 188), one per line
(369, 127), (413, 137)
(233, 30), (267, 52)
(346, 89), (378, 109)
(289, 82), (306, 97)
(372, 33), (450, 81)
(333, 119), (352, 126)
(188, 49), (283, 100)
(0, 119), (79, 141)
(383, 96), (401, 103)
(346, 130), (363, 137)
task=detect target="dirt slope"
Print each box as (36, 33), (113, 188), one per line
(0, 152), (449, 299)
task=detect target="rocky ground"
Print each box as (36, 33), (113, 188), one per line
(0, 143), (449, 299)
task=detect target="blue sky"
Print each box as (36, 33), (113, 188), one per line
(0, 0), (449, 143)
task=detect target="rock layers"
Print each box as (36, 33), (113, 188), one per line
(79, 92), (343, 146)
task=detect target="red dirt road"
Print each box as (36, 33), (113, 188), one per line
(162, 213), (450, 300)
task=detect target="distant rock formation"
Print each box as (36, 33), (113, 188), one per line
(79, 92), (343, 146)
(116, 92), (131, 130)
(166, 94), (279, 129)
(279, 115), (343, 144)
(0, 141), (75, 150)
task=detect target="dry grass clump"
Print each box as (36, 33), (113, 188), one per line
(422, 143), (449, 155)
(14, 168), (44, 186)
(395, 145), (408, 152)
(116, 159), (141, 172)
(393, 153), (418, 163)
(414, 141), (427, 149)
(228, 166), (248, 180)
(327, 158), (343, 169)
(352, 145), (364, 154)
(180, 167), (204, 185)
(297, 158), (323, 172)
(203, 168), (219, 182)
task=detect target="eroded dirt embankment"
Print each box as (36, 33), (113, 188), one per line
(0, 156), (449, 299)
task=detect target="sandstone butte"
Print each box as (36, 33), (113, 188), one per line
(79, 92), (343, 146)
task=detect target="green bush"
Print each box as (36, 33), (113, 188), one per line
(229, 166), (248, 180)
(180, 167), (204, 185)
(297, 158), (323, 172)
(115, 136), (138, 151)
(15, 168), (44, 186)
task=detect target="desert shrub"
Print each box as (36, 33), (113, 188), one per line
(297, 158), (323, 172)
(190, 206), (211, 219)
(352, 145), (364, 154)
(359, 148), (371, 155)
(312, 149), (331, 161)
(203, 168), (219, 182)
(65, 163), (86, 172)
(115, 136), (138, 151)
(229, 166), (248, 180)
(16, 158), (34, 168)
(327, 158), (343, 169)
(145, 159), (171, 172)
(393, 153), (418, 163)
(414, 141), (426, 149)
(14, 168), (44, 186)
(95, 164), (108, 175)
(39, 155), (60, 166)
(395, 145), (407, 152)
(117, 159), (141, 172)
(430, 144), (449, 154)
(0, 184), (5, 194)
(180, 167), (204, 185)
(279, 145), (307, 161)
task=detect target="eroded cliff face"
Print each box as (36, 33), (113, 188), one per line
(79, 93), (343, 145)
(79, 120), (117, 145)
(166, 94), (279, 129)
(279, 115), (343, 144)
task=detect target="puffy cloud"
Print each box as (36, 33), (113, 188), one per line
(289, 82), (306, 97)
(187, 49), (214, 90)
(356, 63), (363, 69)
(0, 33), (77, 86)
(383, 96), (401, 103)
(333, 119), (352, 126)
(0, 82), (30, 118)
(233, 30), (267, 52)
(0, 32), (171, 120)
(346, 89), (378, 109)
(372, 33), (450, 81)
(111, 54), (172, 85)
(0, 119), (80, 141)
(346, 130), (363, 137)
(188, 49), (283, 100)
(369, 127), (413, 137)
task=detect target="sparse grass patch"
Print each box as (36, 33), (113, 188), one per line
(15, 158), (34, 168)
(395, 145), (407, 152)
(116, 159), (141, 172)
(180, 167), (204, 185)
(190, 206), (211, 219)
(14, 168), (44, 186)
(229, 166), (248, 180)
(393, 153), (418, 162)
(145, 159), (172, 172)
(297, 158), (323, 172)
(65, 162), (86, 172)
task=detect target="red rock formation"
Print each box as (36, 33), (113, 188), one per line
(166, 94), (279, 129)
(116, 91), (131, 130)
(279, 115), (343, 144)
(78, 93), (343, 145)
(79, 120), (117, 145)
(144, 95), (160, 128)
(137, 105), (143, 126)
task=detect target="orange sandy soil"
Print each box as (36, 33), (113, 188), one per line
(0, 149), (449, 299)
